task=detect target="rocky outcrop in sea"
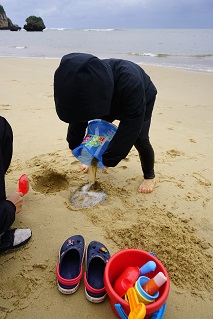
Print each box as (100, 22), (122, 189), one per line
(0, 5), (21, 30)
(0, 5), (45, 31)
(23, 16), (46, 32)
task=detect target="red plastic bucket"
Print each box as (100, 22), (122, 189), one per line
(104, 249), (170, 318)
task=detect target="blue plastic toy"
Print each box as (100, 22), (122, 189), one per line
(72, 119), (117, 168)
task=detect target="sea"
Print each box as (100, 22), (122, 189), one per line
(0, 28), (213, 73)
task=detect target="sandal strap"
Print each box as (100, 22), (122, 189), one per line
(84, 272), (106, 294)
(56, 264), (83, 286)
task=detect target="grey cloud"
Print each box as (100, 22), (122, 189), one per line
(1, 0), (212, 28)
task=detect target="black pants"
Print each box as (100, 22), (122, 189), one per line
(134, 96), (156, 179)
(0, 116), (13, 175)
(0, 116), (13, 234)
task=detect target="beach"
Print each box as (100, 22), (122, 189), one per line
(0, 57), (212, 319)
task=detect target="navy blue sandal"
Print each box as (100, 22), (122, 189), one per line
(56, 235), (85, 294)
(84, 241), (110, 303)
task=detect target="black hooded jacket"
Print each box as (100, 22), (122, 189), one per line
(54, 53), (157, 167)
(0, 116), (16, 234)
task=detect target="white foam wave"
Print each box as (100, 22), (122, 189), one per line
(129, 52), (157, 57)
(15, 46), (27, 49)
(84, 28), (115, 32)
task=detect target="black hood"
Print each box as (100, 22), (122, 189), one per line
(54, 53), (114, 123)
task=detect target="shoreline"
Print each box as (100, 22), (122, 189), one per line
(0, 57), (212, 319)
(0, 55), (212, 74)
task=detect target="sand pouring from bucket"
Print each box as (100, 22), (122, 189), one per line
(72, 119), (117, 168)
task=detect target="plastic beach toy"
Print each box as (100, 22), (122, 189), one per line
(114, 261), (156, 297)
(127, 287), (146, 319)
(114, 303), (166, 319)
(17, 174), (29, 195)
(134, 276), (159, 305)
(142, 272), (167, 296)
(104, 248), (170, 318)
(72, 119), (117, 169)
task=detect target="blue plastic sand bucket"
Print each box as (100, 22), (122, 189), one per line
(72, 119), (117, 169)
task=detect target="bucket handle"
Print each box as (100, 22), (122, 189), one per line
(151, 303), (166, 319)
(114, 303), (128, 319)
(114, 302), (166, 319)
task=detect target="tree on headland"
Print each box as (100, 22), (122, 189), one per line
(23, 16), (46, 31)
(0, 5), (5, 14)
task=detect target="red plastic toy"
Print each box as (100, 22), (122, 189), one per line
(17, 174), (29, 195)
(113, 260), (156, 297)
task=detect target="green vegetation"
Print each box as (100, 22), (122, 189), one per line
(0, 5), (6, 14)
(25, 15), (45, 28)
(24, 15), (45, 31)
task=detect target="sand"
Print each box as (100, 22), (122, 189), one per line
(0, 57), (212, 319)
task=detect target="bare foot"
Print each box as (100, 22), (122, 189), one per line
(138, 178), (156, 194)
(81, 164), (90, 173)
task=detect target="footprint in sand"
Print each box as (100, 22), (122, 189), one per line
(185, 192), (201, 201)
(166, 149), (185, 158)
(192, 172), (211, 187)
(189, 138), (196, 143)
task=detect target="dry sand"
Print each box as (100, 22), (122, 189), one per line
(0, 57), (212, 319)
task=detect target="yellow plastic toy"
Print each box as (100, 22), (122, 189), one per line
(127, 287), (146, 319)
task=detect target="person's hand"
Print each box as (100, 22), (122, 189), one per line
(6, 192), (24, 214)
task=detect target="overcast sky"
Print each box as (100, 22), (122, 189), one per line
(1, 0), (212, 29)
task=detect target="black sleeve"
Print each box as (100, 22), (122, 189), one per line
(102, 74), (145, 167)
(66, 122), (88, 150)
(0, 116), (16, 234)
(0, 201), (16, 234)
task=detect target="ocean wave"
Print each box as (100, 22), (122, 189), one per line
(84, 28), (116, 32)
(14, 46), (27, 49)
(44, 28), (119, 32)
(128, 52), (213, 59)
(128, 52), (170, 58)
(128, 52), (156, 57)
(45, 28), (72, 31)
(191, 54), (213, 58)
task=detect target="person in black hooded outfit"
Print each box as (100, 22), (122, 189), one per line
(54, 53), (157, 193)
(0, 116), (32, 254)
